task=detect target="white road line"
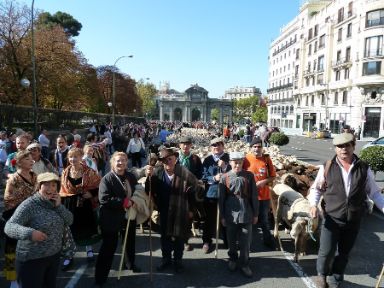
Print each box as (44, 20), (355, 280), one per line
(277, 241), (317, 288)
(64, 264), (88, 288)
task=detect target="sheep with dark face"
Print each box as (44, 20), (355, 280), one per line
(273, 183), (319, 262)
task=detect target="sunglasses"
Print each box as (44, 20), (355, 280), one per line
(336, 143), (352, 149)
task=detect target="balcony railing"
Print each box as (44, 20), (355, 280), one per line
(332, 58), (352, 69)
(364, 49), (383, 58)
(266, 83), (293, 93)
(272, 38), (297, 57)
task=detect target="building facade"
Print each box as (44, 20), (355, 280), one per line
(158, 83), (233, 123)
(268, 0), (384, 139)
(223, 86), (262, 100)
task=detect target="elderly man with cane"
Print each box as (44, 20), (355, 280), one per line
(145, 146), (204, 273)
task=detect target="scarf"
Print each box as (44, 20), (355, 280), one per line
(179, 152), (192, 169)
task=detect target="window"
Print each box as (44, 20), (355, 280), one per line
(321, 93), (326, 105)
(308, 28), (313, 40)
(313, 60), (317, 71)
(345, 68), (350, 79)
(306, 78), (310, 87)
(334, 92), (339, 105)
(348, 2), (353, 17)
(314, 24), (319, 37)
(317, 73), (324, 85)
(318, 55), (324, 71)
(314, 41), (318, 52)
(364, 35), (383, 57)
(337, 50), (342, 62)
(366, 9), (384, 27)
(305, 96), (309, 106)
(336, 70), (341, 81)
(319, 34), (325, 48)
(346, 47), (351, 61)
(342, 91), (348, 105)
(363, 61), (381, 75)
(347, 23), (352, 38)
(308, 44), (312, 55)
(338, 7), (344, 23)
(308, 62), (311, 72)
(296, 48), (300, 60)
(298, 97), (301, 107)
(311, 95), (315, 106)
(337, 28), (343, 42)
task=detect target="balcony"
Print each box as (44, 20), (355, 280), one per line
(364, 49), (383, 58)
(266, 83), (293, 93)
(332, 58), (352, 69)
(272, 38), (297, 57)
(303, 69), (315, 77)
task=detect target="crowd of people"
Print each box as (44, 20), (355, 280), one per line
(0, 120), (383, 288)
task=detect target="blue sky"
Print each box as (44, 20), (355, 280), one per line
(23, 0), (301, 98)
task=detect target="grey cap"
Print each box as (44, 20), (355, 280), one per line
(210, 137), (224, 146)
(333, 133), (354, 146)
(179, 136), (193, 144)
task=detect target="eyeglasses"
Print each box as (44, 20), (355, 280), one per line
(336, 143), (352, 149)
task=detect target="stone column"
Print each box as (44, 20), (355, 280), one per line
(159, 102), (164, 121)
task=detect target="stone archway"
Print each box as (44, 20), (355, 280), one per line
(174, 107), (183, 121)
(192, 108), (201, 121)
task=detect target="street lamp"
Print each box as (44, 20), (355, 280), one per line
(112, 55), (133, 125)
(31, 0), (37, 138)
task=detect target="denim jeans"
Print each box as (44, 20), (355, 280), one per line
(226, 222), (252, 267)
(258, 200), (273, 241)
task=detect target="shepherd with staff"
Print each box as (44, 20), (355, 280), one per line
(94, 152), (141, 287)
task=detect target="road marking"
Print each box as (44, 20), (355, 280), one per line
(65, 264), (88, 288)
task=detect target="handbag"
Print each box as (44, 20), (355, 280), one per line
(61, 225), (76, 259)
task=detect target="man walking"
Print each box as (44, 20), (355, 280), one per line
(309, 133), (384, 288)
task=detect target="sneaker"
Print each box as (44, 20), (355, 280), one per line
(87, 250), (94, 262)
(61, 258), (73, 271)
(156, 260), (172, 272)
(241, 266), (253, 278)
(228, 261), (237, 272)
(202, 243), (210, 254)
(313, 275), (328, 288)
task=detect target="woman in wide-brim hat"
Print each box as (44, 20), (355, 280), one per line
(5, 172), (73, 288)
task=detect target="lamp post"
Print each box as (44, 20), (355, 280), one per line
(112, 55), (133, 125)
(31, 0), (37, 138)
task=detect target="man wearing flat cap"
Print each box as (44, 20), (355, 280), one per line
(201, 137), (231, 253)
(145, 145), (204, 273)
(27, 142), (56, 175)
(177, 136), (203, 251)
(219, 151), (258, 277)
(309, 133), (384, 288)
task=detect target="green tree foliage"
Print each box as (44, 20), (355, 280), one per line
(233, 95), (259, 121)
(360, 146), (384, 173)
(37, 11), (82, 37)
(136, 79), (157, 118)
(252, 107), (267, 123)
(210, 108), (219, 120)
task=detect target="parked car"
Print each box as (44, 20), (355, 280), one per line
(361, 136), (384, 151)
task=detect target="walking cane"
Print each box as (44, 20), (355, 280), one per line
(375, 263), (384, 288)
(214, 201), (220, 258)
(147, 153), (157, 282)
(118, 209), (133, 280)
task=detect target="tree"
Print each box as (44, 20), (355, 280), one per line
(136, 79), (157, 118)
(37, 11), (82, 37)
(252, 107), (268, 123)
(211, 108), (219, 120)
(233, 95), (260, 121)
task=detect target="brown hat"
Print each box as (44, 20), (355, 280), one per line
(158, 146), (179, 160)
(37, 172), (60, 184)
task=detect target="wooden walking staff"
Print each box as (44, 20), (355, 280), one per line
(376, 263), (384, 288)
(147, 153), (158, 282)
(118, 208), (134, 280)
(214, 201), (220, 258)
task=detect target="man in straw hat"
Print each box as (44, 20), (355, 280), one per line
(27, 142), (56, 175)
(309, 133), (384, 288)
(145, 145), (204, 273)
(201, 137), (231, 253)
(219, 151), (258, 277)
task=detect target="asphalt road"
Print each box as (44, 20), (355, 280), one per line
(1, 135), (383, 288)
